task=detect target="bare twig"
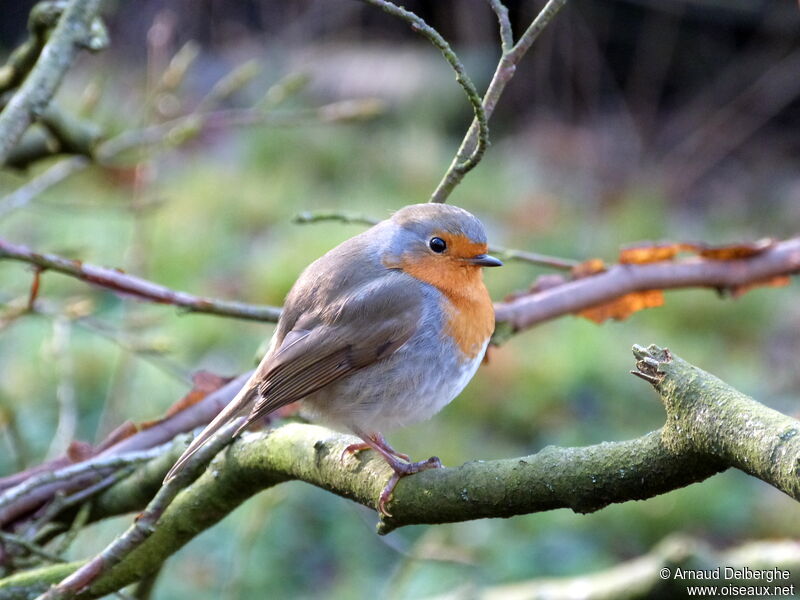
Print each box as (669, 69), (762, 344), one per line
(487, 0), (513, 53)
(292, 210), (379, 228)
(0, 239), (283, 323)
(27, 469), (133, 543)
(0, 100), (383, 217)
(0, 446), (168, 523)
(95, 99), (383, 162)
(430, 0), (569, 202)
(358, 0), (489, 202)
(0, 156), (89, 218)
(0, 2), (70, 93)
(0, 373), (249, 528)
(0, 530), (65, 565)
(3, 234), (798, 338)
(45, 317), (78, 460)
(489, 246), (578, 270)
(50, 503), (91, 558)
(292, 210), (579, 270)
(0, 0), (107, 165)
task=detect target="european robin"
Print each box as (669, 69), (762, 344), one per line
(165, 203), (502, 515)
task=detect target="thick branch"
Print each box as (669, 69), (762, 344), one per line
(494, 237), (800, 335)
(2, 345), (798, 598)
(0, 0), (106, 165)
(634, 344), (800, 499)
(0, 427), (723, 599)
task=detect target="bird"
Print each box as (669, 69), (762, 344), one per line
(164, 203), (502, 516)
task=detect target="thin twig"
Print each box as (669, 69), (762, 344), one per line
(359, 0), (489, 201)
(487, 0), (513, 53)
(96, 100), (384, 162)
(0, 530), (65, 565)
(46, 317), (78, 460)
(0, 239), (283, 323)
(51, 503), (91, 558)
(0, 156), (89, 219)
(292, 210), (579, 269)
(0, 446), (168, 517)
(488, 246), (578, 270)
(292, 210), (379, 227)
(28, 469), (134, 543)
(508, 0), (569, 64)
(0, 100), (382, 217)
(429, 0), (569, 202)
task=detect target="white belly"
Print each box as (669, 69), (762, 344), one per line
(303, 337), (489, 434)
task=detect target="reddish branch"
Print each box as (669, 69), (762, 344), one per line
(0, 239), (282, 323)
(0, 374), (248, 529)
(38, 420), (244, 600)
(494, 237), (800, 333)
(2, 237), (799, 337)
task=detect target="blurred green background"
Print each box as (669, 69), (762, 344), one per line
(1, 1), (799, 598)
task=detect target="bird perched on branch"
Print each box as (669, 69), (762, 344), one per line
(165, 203), (501, 516)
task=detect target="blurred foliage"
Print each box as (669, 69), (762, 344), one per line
(1, 8), (800, 598)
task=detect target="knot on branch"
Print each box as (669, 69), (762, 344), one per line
(631, 344), (671, 386)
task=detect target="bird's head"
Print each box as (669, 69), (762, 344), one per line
(382, 204), (502, 293)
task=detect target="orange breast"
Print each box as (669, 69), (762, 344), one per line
(393, 254), (495, 361)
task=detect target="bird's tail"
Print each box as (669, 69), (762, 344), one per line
(163, 372), (260, 483)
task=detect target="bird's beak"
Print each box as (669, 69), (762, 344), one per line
(469, 254), (503, 267)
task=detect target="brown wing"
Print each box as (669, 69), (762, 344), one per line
(235, 277), (422, 433)
(164, 273), (421, 482)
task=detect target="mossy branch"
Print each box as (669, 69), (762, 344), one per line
(1, 345), (797, 598)
(634, 344), (800, 499)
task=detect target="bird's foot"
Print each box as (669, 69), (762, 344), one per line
(341, 441), (371, 463)
(344, 429), (441, 517)
(377, 455), (442, 518)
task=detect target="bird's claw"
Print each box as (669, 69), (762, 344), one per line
(340, 442), (371, 464)
(377, 455), (442, 518)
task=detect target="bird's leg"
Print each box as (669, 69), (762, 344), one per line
(341, 432), (409, 462)
(346, 429), (442, 517)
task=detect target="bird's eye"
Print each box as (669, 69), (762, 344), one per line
(429, 237), (447, 253)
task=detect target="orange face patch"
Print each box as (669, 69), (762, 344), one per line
(386, 233), (495, 360)
(439, 232), (488, 260)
